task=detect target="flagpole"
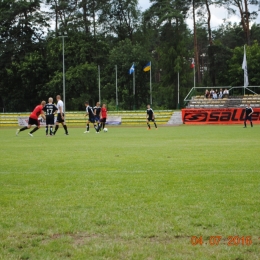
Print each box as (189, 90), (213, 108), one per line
(193, 62), (195, 88)
(150, 61), (152, 105)
(242, 45), (249, 95)
(244, 45), (246, 95)
(177, 71), (180, 109)
(133, 63), (135, 110)
(98, 65), (101, 103)
(244, 45), (245, 95)
(115, 65), (118, 111)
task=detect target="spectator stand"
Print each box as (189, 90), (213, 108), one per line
(184, 86), (260, 108)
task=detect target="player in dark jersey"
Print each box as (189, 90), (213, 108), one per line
(43, 97), (58, 136)
(84, 101), (99, 133)
(244, 103), (253, 128)
(93, 102), (101, 131)
(16, 101), (46, 137)
(146, 104), (157, 130)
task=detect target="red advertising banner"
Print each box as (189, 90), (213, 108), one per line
(182, 108), (260, 124)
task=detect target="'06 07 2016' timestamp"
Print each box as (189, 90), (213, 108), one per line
(191, 236), (259, 246)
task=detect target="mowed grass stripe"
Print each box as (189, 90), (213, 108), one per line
(0, 125), (260, 259)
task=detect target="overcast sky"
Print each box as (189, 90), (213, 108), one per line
(138, 0), (260, 29)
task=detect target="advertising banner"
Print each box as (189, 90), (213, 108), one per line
(18, 117), (47, 126)
(182, 108), (260, 124)
(18, 116), (121, 126)
(106, 116), (122, 125)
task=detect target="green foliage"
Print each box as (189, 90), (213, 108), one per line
(228, 41), (260, 86)
(0, 0), (260, 112)
(104, 39), (151, 109)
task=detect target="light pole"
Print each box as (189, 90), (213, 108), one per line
(177, 71), (180, 109)
(98, 65), (101, 104)
(115, 65), (118, 111)
(58, 32), (68, 115)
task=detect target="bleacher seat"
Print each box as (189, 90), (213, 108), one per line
(188, 94), (260, 108)
(0, 110), (174, 127)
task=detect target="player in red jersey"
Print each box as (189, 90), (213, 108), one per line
(99, 103), (107, 131)
(16, 101), (46, 137)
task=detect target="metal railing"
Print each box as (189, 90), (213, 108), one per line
(184, 86), (260, 102)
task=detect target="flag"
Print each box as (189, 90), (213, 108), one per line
(129, 64), (135, 74)
(143, 61), (151, 72)
(242, 45), (249, 87)
(190, 58), (195, 69)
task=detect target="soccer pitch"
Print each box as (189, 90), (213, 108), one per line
(0, 125), (260, 259)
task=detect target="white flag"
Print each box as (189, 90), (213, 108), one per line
(242, 45), (249, 87)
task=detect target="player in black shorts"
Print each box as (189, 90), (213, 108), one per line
(93, 102), (101, 131)
(84, 101), (99, 133)
(244, 103), (253, 128)
(146, 104), (157, 130)
(53, 95), (69, 135)
(43, 97), (58, 136)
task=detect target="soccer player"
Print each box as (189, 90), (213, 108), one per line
(16, 101), (46, 137)
(146, 104), (157, 130)
(93, 102), (101, 131)
(53, 95), (69, 135)
(244, 103), (254, 128)
(43, 97), (58, 136)
(100, 103), (107, 130)
(84, 101), (99, 133)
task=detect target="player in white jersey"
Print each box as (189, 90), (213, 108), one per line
(53, 95), (69, 135)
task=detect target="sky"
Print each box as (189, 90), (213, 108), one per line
(138, 0), (260, 29)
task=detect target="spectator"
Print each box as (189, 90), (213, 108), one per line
(223, 88), (229, 98)
(212, 91), (218, 99)
(210, 88), (214, 98)
(219, 88), (223, 99)
(205, 89), (210, 98)
(215, 89), (219, 97)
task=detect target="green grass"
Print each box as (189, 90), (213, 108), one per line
(0, 125), (260, 259)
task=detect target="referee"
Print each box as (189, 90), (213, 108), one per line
(244, 103), (253, 128)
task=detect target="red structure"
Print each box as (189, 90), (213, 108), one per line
(182, 108), (260, 124)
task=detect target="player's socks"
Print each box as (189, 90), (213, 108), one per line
(94, 124), (98, 132)
(50, 126), (53, 135)
(30, 127), (39, 134)
(20, 126), (28, 132)
(54, 125), (59, 134)
(147, 123), (151, 129)
(63, 124), (68, 134)
(251, 122), (253, 127)
(103, 123), (106, 129)
(87, 124), (90, 131)
(154, 122), (157, 128)
(46, 126), (48, 135)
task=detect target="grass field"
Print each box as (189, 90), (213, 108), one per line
(0, 125), (260, 260)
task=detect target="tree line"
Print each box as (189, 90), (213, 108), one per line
(0, 0), (260, 112)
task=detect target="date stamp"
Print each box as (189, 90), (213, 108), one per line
(191, 236), (259, 246)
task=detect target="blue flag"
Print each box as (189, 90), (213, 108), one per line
(129, 64), (135, 75)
